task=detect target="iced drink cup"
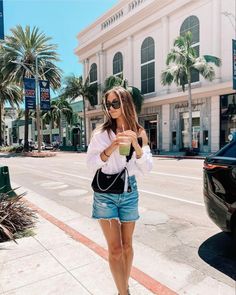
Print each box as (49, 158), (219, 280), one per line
(119, 137), (131, 156)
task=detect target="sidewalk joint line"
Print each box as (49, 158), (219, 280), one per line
(33, 235), (93, 295)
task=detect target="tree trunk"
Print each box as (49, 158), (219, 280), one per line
(50, 110), (53, 143)
(58, 119), (62, 144)
(0, 103), (2, 146)
(83, 96), (87, 151)
(24, 109), (29, 151)
(187, 80), (192, 150)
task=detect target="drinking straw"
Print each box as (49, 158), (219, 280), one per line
(122, 124), (125, 133)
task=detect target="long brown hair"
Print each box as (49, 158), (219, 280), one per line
(99, 86), (143, 136)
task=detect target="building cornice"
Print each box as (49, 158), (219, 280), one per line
(75, 0), (192, 60)
(77, 0), (126, 40)
(85, 81), (236, 116)
(144, 81), (235, 107)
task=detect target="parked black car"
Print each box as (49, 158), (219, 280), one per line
(203, 132), (236, 245)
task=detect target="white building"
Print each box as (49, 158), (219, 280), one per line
(3, 107), (17, 145)
(75, 0), (236, 153)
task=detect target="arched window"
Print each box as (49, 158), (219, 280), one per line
(89, 63), (98, 105)
(113, 52), (123, 77)
(141, 37), (155, 94)
(89, 63), (97, 83)
(180, 16), (200, 83)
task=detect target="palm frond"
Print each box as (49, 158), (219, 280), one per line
(203, 55), (222, 67)
(127, 86), (144, 114)
(1, 25), (62, 88)
(103, 75), (123, 93)
(174, 35), (186, 49)
(161, 68), (174, 86)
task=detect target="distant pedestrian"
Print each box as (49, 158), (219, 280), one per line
(87, 86), (152, 295)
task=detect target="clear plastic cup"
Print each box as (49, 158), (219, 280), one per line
(119, 136), (131, 156)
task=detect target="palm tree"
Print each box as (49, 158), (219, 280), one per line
(0, 57), (22, 145)
(103, 75), (144, 114)
(60, 74), (97, 150)
(41, 97), (73, 144)
(1, 25), (62, 151)
(161, 31), (221, 151)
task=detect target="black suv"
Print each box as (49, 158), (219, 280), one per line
(203, 132), (236, 245)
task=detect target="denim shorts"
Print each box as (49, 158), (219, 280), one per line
(92, 176), (139, 222)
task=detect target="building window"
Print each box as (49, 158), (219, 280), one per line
(203, 130), (208, 146)
(220, 94), (236, 147)
(89, 63), (98, 105)
(172, 131), (177, 146)
(180, 15), (200, 83)
(113, 52), (123, 77)
(141, 37), (155, 94)
(90, 63), (97, 83)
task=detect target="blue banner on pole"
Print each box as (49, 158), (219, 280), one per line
(0, 0), (4, 40)
(232, 39), (236, 90)
(39, 80), (51, 110)
(24, 78), (36, 110)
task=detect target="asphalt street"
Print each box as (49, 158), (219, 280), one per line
(1, 152), (236, 294)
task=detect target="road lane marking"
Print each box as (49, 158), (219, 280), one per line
(139, 189), (204, 206)
(151, 171), (202, 180)
(52, 170), (91, 180)
(53, 170), (204, 206)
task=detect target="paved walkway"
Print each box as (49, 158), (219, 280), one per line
(0, 186), (177, 295)
(0, 182), (234, 295)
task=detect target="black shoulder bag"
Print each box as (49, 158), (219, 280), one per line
(91, 137), (142, 194)
(91, 166), (130, 194)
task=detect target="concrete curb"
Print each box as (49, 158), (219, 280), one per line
(153, 155), (207, 160)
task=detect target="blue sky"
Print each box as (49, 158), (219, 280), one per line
(4, 0), (118, 78)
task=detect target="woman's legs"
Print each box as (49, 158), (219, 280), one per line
(99, 219), (127, 295)
(121, 222), (135, 290)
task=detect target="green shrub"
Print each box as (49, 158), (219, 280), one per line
(0, 191), (38, 243)
(0, 145), (23, 153)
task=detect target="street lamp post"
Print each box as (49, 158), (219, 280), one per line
(35, 55), (41, 153)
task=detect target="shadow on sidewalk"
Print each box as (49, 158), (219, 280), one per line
(0, 153), (23, 158)
(198, 232), (236, 281)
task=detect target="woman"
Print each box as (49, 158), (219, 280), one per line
(87, 86), (152, 295)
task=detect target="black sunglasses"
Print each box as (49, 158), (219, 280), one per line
(105, 99), (121, 110)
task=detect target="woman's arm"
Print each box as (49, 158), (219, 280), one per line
(100, 140), (119, 162)
(135, 129), (153, 173)
(86, 131), (119, 172)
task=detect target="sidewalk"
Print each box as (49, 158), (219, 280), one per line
(0, 186), (176, 295)
(0, 184), (234, 295)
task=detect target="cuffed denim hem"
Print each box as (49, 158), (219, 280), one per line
(120, 216), (140, 223)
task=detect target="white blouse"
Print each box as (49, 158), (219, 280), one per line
(86, 129), (153, 179)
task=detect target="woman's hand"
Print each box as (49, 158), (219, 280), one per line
(117, 130), (143, 158)
(116, 130), (138, 147)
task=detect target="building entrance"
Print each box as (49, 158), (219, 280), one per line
(72, 128), (81, 148)
(144, 115), (158, 152)
(180, 111), (200, 150)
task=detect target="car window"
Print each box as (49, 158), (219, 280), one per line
(217, 141), (236, 158)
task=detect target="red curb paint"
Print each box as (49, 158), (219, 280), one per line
(25, 199), (178, 295)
